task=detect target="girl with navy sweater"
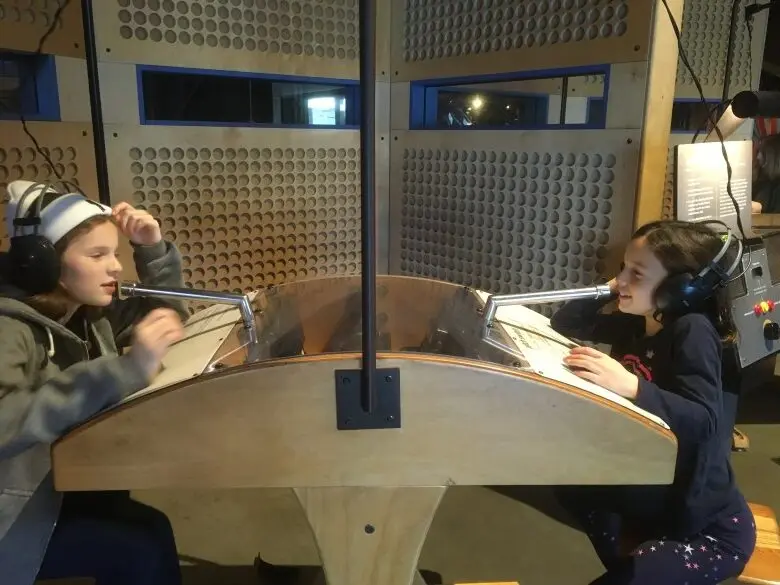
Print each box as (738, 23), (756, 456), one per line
(551, 220), (755, 585)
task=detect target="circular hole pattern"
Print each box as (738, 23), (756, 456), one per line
(128, 144), (362, 309)
(403, 0), (630, 62)
(0, 2), (65, 28)
(115, 0), (359, 59)
(676, 0), (751, 90)
(397, 147), (617, 317)
(0, 146), (82, 250)
(662, 145), (676, 220)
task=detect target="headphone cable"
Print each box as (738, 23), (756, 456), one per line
(1, 0), (754, 277)
(691, 99), (732, 143)
(660, 0), (747, 241)
(691, 2), (762, 144)
(722, 0), (744, 108)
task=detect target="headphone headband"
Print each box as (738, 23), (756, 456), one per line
(5, 180), (110, 296)
(689, 220), (742, 283)
(653, 218), (744, 313)
(12, 181), (59, 237)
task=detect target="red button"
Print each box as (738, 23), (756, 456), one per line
(755, 305), (763, 316)
(769, 300), (776, 311)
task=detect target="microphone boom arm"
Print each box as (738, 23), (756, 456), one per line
(481, 285), (614, 359)
(118, 282), (260, 363)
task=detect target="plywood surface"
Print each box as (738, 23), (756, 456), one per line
(633, 0), (684, 228)
(103, 124), (361, 307)
(0, 0), (85, 58)
(296, 486), (445, 585)
(92, 0), (359, 79)
(51, 353), (676, 492)
(387, 129), (640, 314)
(0, 121), (98, 249)
(391, 0), (654, 81)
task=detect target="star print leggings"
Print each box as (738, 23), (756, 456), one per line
(561, 494), (756, 584)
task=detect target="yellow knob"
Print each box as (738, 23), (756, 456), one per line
(761, 301), (770, 313)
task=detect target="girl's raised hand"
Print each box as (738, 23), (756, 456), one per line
(112, 202), (162, 247)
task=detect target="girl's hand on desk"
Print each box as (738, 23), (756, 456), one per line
(563, 346), (639, 400)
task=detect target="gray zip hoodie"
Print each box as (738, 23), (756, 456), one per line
(0, 239), (188, 585)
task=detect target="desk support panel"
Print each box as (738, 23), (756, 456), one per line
(295, 486), (446, 585)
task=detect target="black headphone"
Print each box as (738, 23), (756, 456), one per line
(654, 220), (743, 314)
(7, 182), (64, 295)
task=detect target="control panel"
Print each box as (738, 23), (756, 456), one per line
(729, 243), (780, 368)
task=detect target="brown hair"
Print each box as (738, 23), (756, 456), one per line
(756, 134), (780, 183)
(631, 220), (738, 340)
(21, 215), (115, 321)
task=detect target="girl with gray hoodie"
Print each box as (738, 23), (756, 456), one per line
(0, 180), (189, 585)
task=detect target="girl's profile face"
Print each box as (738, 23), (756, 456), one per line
(59, 221), (123, 307)
(615, 236), (669, 316)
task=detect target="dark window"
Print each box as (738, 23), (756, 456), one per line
(670, 100), (721, 133)
(436, 90), (547, 128)
(410, 67), (609, 130)
(139, 67), (358, 128)
(0, 51), (59, 121)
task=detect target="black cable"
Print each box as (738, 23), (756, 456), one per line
(692, 3), (760, 156)
(660, 0), (747, 240)
(745, 0), (777, 20)
(722, 0), (743, 108)
(746, 6), (755, 76)
(697, 0), (758, 283)
(692, 98), (731, 143)
(0, 0), (74, 184)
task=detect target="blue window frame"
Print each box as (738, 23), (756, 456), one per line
(409, 64), (610, 131)
(137, 65), (360, 129)
(0, 51), (60, 121)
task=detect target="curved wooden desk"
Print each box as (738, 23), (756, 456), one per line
(50, 276), (677, 585)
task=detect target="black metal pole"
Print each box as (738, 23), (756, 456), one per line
(81, 0), (111, 205)
(359, 0), (377, 414)
(721, 0), (742, 114)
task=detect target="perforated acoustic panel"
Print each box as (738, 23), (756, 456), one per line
(0, 0), (85, 57)
(0, 122), (98, 250)
(661, 135), (692, 221)
(106, 126), (361, 307)
(662, 147), (675, 221)
(389, 130), (639, 316)
(391, 0), (654, 81)
(675, 0), (752, 99)
(94, 0), (358, 78)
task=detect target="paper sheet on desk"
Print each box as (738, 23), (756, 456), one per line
(474, 291), (669, 429)
(523, 348), (670, 430)
(495, 314), (578, 356)
(121, 292), (257, 402)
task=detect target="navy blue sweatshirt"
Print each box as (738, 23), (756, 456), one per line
(550, 298), (745, 539)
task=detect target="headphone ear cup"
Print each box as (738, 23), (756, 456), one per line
(695, 268), (728, 301)
(8, 234), (61, 295)
(654, 273), (694, 313)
